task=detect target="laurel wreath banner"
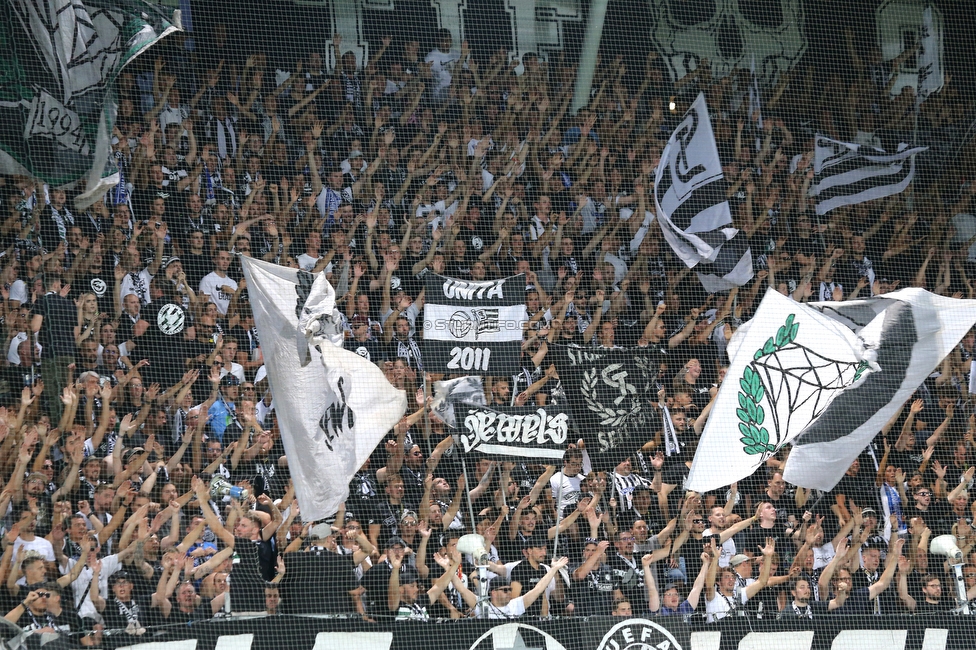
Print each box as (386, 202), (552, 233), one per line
(738, 313), (798, 455)
(581, 366), (633, 428)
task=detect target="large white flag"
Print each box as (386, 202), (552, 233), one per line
(241, 257), (407, 521)
(688, 288), (976, 493)
(915, 6), (943, 107)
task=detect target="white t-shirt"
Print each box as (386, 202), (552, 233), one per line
(702, 528), (736, 568)
(812, 541), (836, 570)
(480, 594), (527, 619)
(8, 331), (28, 364)
(297, 253), (322, 272)
(120, 268), (154, 308)
(13, 536), (55, 562)
(705, 590), (743, 622)
(198, 272), (238, 315)
(60, 553), (122, 621)
(425, 49), (461, 90)
(219, 363), (246, 383)
(9, 279), (27, 305)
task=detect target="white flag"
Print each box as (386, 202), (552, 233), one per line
(687, 289), (874, 492)
(688, 288), (976, 493)
(916, 6), (943, 107)
(241, 257), (407, 521)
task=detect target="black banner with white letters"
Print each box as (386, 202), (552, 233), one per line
(455, 402), (571, 461)
(551, 344), (661, 472)
(422, 273), (526, 375)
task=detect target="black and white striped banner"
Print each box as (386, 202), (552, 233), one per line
(809, 136), (928, 215)
(422, 273), (526, 375)
(655, 93), (753, 292)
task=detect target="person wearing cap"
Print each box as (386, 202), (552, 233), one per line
(704, 537), (776, 622)
(207, 371), (241, 443)
(280, 523), (364, 616)
(570, 539), (620, 617)
(97, 571), (155, 633)
(510, 533), (556, 617)
(646, 546), (712, 617)
(852, 538), (898, 614)
(344, 314), (383, 362)
(471, 556), (570, 619)
(360, 535), (413, 617)
(388, 549), (461, 621)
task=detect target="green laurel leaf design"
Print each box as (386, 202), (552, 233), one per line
(737, 314), (798, 456)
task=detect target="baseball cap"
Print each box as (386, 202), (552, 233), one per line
(489, 577), (510, 590)
(221, 374), (241, 387)
(522, 534), (548, 549)
(729, 554), (750, 568)
(861, 508), (877, 518)
(308, 523), (333, 540)
(399, 567), (419, 585)
(348, 149), (363, 159)
(109, 571), (131, 586)
(385, 535), (407, 549)
(351, 315), (368, 326)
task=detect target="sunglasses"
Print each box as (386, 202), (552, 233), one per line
(916, 491), (932, 497)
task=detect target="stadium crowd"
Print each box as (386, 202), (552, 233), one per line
(2, 22), (976, 644)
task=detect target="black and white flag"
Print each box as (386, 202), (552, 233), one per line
(551, 345), (660, 472)
(423, 273), (526, 375)
(809, 136), (928, 215)
(241, 257), (407, 521)
(456, 403), (571, 461)
(655, 93), (753, 293)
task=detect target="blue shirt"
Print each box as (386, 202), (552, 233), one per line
(657, 600), (695, 617)
(208, 399), (236, 441)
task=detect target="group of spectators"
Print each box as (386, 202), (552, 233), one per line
(0, 18), (975, 646)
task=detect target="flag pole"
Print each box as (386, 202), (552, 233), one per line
(459, 455), (478, 537)
(552, 474), (565, 558)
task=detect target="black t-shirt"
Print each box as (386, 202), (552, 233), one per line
(359, 561), (403, 616)
(510, 560), (550, 617)
(607, 552), (646, 610)
(281, 549), (359, 614)
(101, 596), (154, 630)
(35, 293), (76, 358)
(166, 604), (210, 624)
(183, 252), (212, 291)
(230, 535), (276, 611)
(136, 301), (189, 385)
(571, 563), (618, 617)
(734, 522), (788, 557)
(344, 337), (386, 364)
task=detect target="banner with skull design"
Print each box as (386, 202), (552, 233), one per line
(649, 0), (807, 84)
(551, 344), (660, 472)
(422, 273), (527, 375)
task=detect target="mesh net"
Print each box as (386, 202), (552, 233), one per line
(0, 1), (976, 649)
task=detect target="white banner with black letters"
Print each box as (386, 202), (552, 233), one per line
(455, 402), (571, 461)
(423, 273), (526, 375)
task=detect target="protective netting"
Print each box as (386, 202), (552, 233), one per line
(1, 1), (976, 649)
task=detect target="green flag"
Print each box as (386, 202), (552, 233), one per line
(0, 0), (180, 207)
